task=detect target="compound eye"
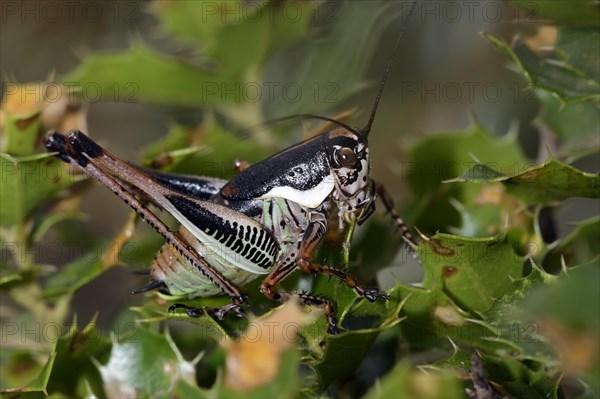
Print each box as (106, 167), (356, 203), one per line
(336, 147), (357, 168)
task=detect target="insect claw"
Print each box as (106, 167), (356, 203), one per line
(186, 308), (203, 318)
(233, 295), (249, 305)
(130, 279), (165, 295)
(362, 287), (389, 302)
(45, 131), (74, 163)
(234, 306), (248, 319)
(327, 325), (344, 335)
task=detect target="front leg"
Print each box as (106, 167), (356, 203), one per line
(373, 181), (417, 247)
(259, 213), (388, 334)
(297, 215), (389, 301)
(259, 258), (342, 335)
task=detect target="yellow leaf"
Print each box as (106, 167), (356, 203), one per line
(224, 298), (320, 392)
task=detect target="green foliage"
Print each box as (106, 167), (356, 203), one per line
(1, 1), (598, 398)
(446, 157), (600, 205)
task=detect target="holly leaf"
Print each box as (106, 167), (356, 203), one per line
(304, 290), (404, 392)
(446, 157), (600, 205)
(521, 263), (600, 394)
(483, 29), (600, 102)
(543, 216), (600, 271)
(537, 91), (600, 158)
(64, 44), (236, 108)
(397, 233), (524, 352)
(165, 119), (270, 180)
(0, 352), (56, 399)
(152, 0), (317, 78)
(1, 319), (112, 398)
(96, 327), (199, 398)
(0, 153), (79, 238)
(363, 362), (464, 399)
(405, 122), (528, 233)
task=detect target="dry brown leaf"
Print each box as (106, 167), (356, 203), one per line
(224, 298), (320, 392)
(523, 26), (558, 55)
(1, 82), (87, 133)
(540, 317), (599, 376)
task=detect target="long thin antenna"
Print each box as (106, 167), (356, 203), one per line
(364, 0), (419, 136)
(241, 113), (363, 137)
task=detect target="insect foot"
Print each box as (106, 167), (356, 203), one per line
(44, 130), (72, 163)
(359, 287), (390, 302)
(327, 324), (344, 336)
(168, 303), (247, 320)
(296, 292), (343, 335)
(297, 261), (389, 303)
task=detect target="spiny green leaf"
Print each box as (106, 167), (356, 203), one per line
(524, 263), (600, 332)
(406, 122), (528, 232)
(543, 216), (600, 271)
(423, 267), (566, 398)
(427, 346), (472, 375)
(46, 320), (111, 397)
(396, 233), (524, 353)
(96, 327), (197, 398)
(143, 119), (271, 180)
(1, 112), (42, 157)
(363, 362), (464, 399)
(485, 266), (560, 362)
(0, 353), (56, 398)
(153, 0), (317, 78)
(417, 233), (523, 314)
(537, 91), (600, 158)
(299, 286), (404, 392)
(306, 321), (403, 392)
(64, 44), (237, 107)
(3, 320), (113, 398)
(140, 124), (210, 171)
(0, 153), (77, 236)
(483, 30), (600, 102)
(42, 247), (105, 300)
(482, 353), (564, 399)
(446, 157), (600, 205)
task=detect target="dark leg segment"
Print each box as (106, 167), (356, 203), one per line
(298, 262), (389, 301)
(374, 181), (416, 246)
(260, 282), (341, 335)
(259, 214), (389, 334)
(168, 302), (247, 320)
(297, 218), (389, 301)
(233, 159), (252, 174)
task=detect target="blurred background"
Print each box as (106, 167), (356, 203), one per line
(1, 0), (597, 328)
(1, 1), (599, 397)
